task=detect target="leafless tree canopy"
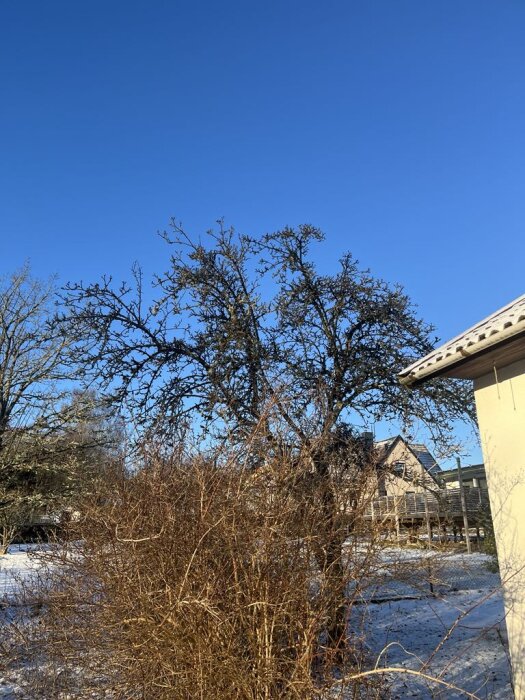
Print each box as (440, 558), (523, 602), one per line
(59, 223), (475, 650)
(0, 267), (70, 442)
(62, 222), (474, 452)
(0, 267), (123, 550)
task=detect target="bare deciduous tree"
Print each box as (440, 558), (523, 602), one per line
(0, 266), (70, 444)
(61, 222), (475, 647)
(0, 267), (120, 551)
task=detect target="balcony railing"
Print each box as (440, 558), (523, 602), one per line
(365, 487), (490, 520)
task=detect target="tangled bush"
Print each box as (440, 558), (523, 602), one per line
(5, 446), (383, 699)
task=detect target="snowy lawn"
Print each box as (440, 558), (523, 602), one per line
(0, 545), (514, 699)
(353, 549), (513, 699)
(0, 545), (42, 599)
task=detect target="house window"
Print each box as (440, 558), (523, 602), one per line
(392, 461), (405, 476)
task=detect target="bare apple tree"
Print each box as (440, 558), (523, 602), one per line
(62, 222), (475, 647)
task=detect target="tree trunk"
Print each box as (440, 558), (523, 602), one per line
(313, 454), (348, 655)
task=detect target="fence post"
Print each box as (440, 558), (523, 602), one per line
(394, 497), (400, 544)
(457, 457), (472, 554)
(423, 491), (432, 549)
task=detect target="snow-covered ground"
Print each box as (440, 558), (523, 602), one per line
(354, 549), (513, 699)
(0, 545), (41, 598)
(361, 591), (510, 699)
(0, 546), (47, 699)
(0, 545), (514, 699)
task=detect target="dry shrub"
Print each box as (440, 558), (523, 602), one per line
(4, 446), (384, 699)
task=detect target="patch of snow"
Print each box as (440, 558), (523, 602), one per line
(351, 547), (512, 699)
(0, 545), (41, 601)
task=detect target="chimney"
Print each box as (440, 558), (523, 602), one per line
(361, 431), (374, 450)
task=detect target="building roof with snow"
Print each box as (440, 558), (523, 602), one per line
(399, 293), (525, 386)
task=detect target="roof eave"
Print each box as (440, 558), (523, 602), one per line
(400, 326), (525, 387)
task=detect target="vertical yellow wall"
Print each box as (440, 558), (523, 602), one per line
(474, 358), (525, 699)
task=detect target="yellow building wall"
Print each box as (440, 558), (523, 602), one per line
(474, 357), (525, 699)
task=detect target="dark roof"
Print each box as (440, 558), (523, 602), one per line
(409, 443), (441, 475)
(441, 464), (486, 482)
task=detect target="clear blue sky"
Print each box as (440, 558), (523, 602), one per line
(1, 1), (524, 463)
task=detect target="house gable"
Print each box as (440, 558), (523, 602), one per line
(374, 436), (441, 497)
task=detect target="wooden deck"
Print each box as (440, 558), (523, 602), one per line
(365, 487), (490, 528)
